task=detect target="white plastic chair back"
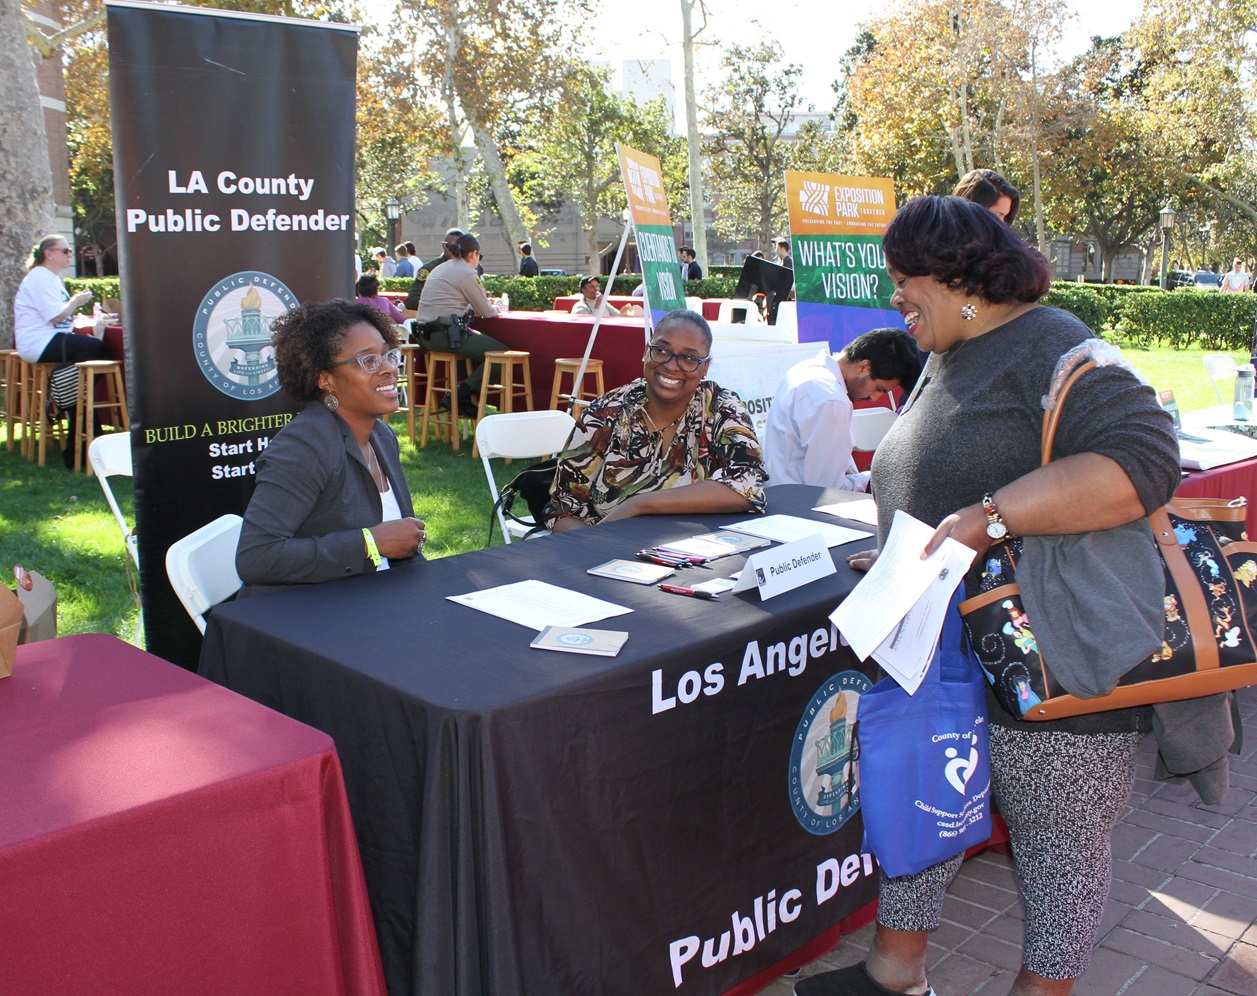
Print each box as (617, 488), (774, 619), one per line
(476, 411), (576, 543)
(773, 300), (798, 333)
(716, 299), (765, 325)
(850, 408), (899, 453)
(165, 514), (244, 633)
(1203, 354), (1239, 404)
(684, 296), (704, 313)
(88, 433), (139, 567)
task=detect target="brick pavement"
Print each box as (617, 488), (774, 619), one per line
(758, 686), (1257, 996)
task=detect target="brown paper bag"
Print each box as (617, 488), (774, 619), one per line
(0, 586), (22, 679)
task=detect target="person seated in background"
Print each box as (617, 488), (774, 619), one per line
(518, 241), (540, 277)
(236, 300), (425, 596)
(953, 167), (1020, 223)
(763, 329), (921, 492)
(392, 242), (415, 279)
(571, 274), (634, 316)
(414, 233), (506, 417)
(548, 309), (766, 530)
(679, 246), (703, 281)
(355, 273), (404, 323)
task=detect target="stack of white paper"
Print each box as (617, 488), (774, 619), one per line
(829, 511), (976, 694)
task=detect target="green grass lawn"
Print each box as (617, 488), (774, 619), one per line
(0, 344), (1244, 647)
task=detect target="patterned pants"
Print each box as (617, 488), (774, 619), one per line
(877, 726), (1142, 980)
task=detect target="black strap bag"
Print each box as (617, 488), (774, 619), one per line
(488, 458), (558, 545)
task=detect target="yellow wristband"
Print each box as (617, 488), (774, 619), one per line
(363, 527), (382, 568)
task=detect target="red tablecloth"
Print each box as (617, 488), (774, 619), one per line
(1176, 456), (1257, 535)
(1, 634), (385, 996)
(550, 294), (641, 313)
(476, 312), (648, 408)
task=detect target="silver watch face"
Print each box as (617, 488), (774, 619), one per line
(986, 521), (1008, 540)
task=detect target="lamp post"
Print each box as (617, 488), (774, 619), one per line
(385, 198), (401, 253)
(1158, 203), (1176, 289)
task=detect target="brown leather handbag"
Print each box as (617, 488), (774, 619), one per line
(960, 359), (1257, 720)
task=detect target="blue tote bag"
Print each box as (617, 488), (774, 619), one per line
(854, 593), (993, 878)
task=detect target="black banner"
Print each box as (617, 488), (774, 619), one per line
(106, 0), (358, 665)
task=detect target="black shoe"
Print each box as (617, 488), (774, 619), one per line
(456, 385), (478, 419)
(794, 962), (935, 996)
(438, 392), (452, 412)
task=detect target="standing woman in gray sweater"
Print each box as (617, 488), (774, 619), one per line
(798, 197), (1180, 996)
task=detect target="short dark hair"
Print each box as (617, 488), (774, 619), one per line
(843, 328), (922, 394)
(355, 273), (379, 297)
(271, 299), (401, 404)
(404, 241), (417, 255)
(655, 309), (713, 351)
(394, 243), (408, 255)
(679, 245), (694, 258)
(882, 196), (1051, 304)
(953, 169), (1021, 224)
(519, 242), (532, 255)
(453, 233), (480, 258)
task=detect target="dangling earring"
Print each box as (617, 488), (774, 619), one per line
(324, 392), (340, 411)
(960, 303), (978, 321)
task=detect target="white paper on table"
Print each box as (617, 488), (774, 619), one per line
(447, 579), (632, 631)
(722, 513), (871, 549)
(814, 498), (879, 526)
(870, 542), (972, 693)
(829, 509), (975, 662)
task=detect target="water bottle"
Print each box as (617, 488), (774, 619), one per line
(499, 292), (509, 313)
(1233, 365), (1254, 421)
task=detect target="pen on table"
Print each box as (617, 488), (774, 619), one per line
(659, 584), (718, 600)
(636, 550), (691, 568)
(650, 549), (712, 569)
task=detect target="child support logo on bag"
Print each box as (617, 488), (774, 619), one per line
(192, 271), (297, 399)
(788, 671), (872, 834)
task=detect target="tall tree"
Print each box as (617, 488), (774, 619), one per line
(517, 62), (675, 268)
(702, 41), (802, 249)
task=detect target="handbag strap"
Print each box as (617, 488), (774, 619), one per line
(1039, 358), (1098, 466)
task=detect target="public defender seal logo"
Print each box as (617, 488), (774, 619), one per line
(193, 271), (297, 399)
(789, 671), (871, 834)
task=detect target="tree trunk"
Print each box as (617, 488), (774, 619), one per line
(681, 0), (707, 272)
(469, 118), (528, 256)
(1, 0), (55, 348)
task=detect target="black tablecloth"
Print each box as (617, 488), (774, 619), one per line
(199, 485), (881, 996)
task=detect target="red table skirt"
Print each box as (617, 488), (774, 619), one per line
(476, 312), (648, 408)
(1, 635), (385, 995)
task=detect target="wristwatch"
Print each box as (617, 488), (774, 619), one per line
(981, 491), (1012, 540)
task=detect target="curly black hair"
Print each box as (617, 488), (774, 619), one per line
(271, 299), (401, 404)
(882, 195), (1051, 304)
(355, 273), (380, 297)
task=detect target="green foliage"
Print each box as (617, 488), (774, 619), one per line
(1117, 290), (1257, 351)
(64, 277), (122, 308)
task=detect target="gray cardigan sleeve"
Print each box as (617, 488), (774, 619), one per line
(235, 415), (375, 585)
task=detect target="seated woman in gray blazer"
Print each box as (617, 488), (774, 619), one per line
(236, 299), (426, 596)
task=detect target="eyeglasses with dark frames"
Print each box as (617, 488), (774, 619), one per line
(646, 343), (709, 373)
(328, 348), (403, 375)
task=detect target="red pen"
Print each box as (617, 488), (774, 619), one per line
(659, 584), (718, 600)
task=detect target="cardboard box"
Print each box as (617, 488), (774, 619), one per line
(1, 569), (58, 678)
(0, 585), (21, 679)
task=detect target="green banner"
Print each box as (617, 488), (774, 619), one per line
(793, 235), (893, 310)
(636, 222), (686, 322)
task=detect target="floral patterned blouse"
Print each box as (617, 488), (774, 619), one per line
(549, 379), (767, 526)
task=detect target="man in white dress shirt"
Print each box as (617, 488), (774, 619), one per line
(763, 329), (919, 491)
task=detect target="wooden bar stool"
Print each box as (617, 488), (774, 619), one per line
(74, 360), (130, 474)
(398, 343), (425, 445)
(473, 351), (533, 458)
(419, 351), (465, 451)
(1, 349), (19, 452)
(17, 360), (64, 466)
(549, 358), (605, 413)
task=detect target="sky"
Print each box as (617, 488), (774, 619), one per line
(583, 0), (1148, 128)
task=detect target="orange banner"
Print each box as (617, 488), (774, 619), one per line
(785, 172), (896, 237)
(618, 144), (673, 228)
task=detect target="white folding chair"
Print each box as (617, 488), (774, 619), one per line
(165, 514), (244, 633)
(88, 433), (139, 567)
(1203, 354), (1239, 403)
(716, 299), (765, 325)
(850, 407), (899, 454)
(475, 410), (576, 544)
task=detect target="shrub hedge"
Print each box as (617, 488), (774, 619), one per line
(77, 271), (1254, 350)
